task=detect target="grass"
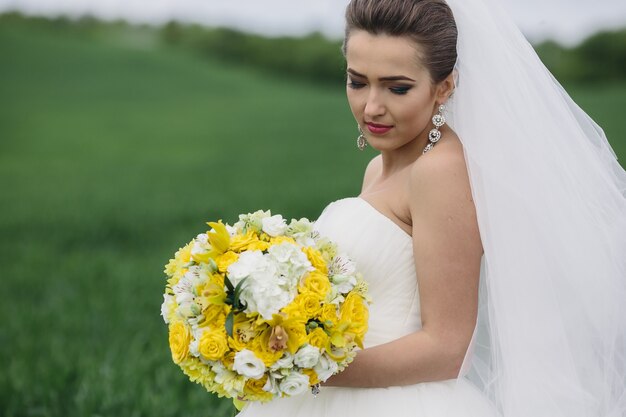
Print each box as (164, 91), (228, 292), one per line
(0, 20), (624, 417)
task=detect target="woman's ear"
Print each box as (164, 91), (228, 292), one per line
(436, 72), (456, 102)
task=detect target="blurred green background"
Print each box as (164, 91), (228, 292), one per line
(1, 12), (625, 417)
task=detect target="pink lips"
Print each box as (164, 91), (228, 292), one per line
(366, 122), (393, 135)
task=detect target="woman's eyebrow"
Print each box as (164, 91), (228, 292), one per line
(347, 68), (415, 82)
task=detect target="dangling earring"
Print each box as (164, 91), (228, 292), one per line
(423, 104), (446, 154)
(356, 124), (367, 151)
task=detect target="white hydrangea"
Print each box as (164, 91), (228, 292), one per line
(261, 214), (288, 237)
(226, 244), (313, 320)
(233, 349), (266, 379)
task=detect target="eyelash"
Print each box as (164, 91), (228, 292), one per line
(347, 80), (412, 95)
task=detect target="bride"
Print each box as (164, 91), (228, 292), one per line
(238, 0), (626, 416)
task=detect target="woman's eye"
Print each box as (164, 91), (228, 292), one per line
(390, 86), (412, 95)
(347, 80), (366, 89)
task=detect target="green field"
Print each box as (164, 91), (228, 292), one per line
(1, 21), (625, 417)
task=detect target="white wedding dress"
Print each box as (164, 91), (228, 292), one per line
(237, 197), (497, 417)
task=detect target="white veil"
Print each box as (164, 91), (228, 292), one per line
(443, 0), (626, 416)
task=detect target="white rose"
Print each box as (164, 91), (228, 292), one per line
(314, 353), (339, 382)
(279, 371), (310, 396)
(294, 344), (321, 368)
(270, 352), (295, 371)
(261, 214), (288, 237)
(233, 349), (266, 379)
(262, 374), (281, 394)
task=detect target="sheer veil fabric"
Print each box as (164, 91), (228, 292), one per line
(443, 0), (626, 416)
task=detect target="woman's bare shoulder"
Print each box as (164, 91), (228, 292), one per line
(410, 131), (467, 183)
(361, 154), (383, 192)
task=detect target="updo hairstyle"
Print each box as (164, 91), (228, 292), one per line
(343, 0), (458, 84)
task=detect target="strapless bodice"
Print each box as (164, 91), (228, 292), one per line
(313, 197), (422, 348)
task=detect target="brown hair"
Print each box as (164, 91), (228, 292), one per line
(343, 0), (457, 84)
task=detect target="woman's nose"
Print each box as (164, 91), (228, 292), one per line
(363, 90), (385, 118)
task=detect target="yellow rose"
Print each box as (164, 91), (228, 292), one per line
(244, 375), (273, 402)
(199, 329), (229, 361)
(302, 247), (328, 274)
(229, 231), (260, 252)
(246, 240), (270, 251)
(270, 236), (296, 245)
(317, 304), (339, 327)
(216, 251), (239, 273)
(282, 291), (322, 319)
(307, 327), (329, 350)
(300, 271), (331, 298)
(340, 293), (369, 338)
(169, 321), (191, 364)
(302, 367), (320, 385)
(201, 304), (229, 328)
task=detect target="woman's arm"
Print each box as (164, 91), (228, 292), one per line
(325, 146), (482, 387)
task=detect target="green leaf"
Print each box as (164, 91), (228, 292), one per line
(224, 275), (235, 293)
(232, 277), (248, 310)
(225, 311), (234, 337)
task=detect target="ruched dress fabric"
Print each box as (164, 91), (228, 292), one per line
(237, 197), (496, 417)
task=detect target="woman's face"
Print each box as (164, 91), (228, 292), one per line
(345, 30), (440, 153)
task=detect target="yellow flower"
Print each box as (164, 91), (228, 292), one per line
(249, 328), (283, 366)
(302, 368), (320, 385)
(198, 275), (227, 307)
(340, 292), (369, 341)
(229, 314), (263, 351)
(230, 231), (260, 252)
(282, 291), (322, 320)
(169, 321), (191, 364)
(216, 251), (239, 273)
(263, 314), (308, 354)
(268, 325), (289, 351)
(223, 351), (236, 370)
(270, 236), (296, 246)
(302, 247), (328, 274)
(317, 304), (339, 327)
(180, 357), (214, 385)
(199, 303), (229, 328)
(246, 240), (270, 251)
(199, 329), (229, 361)
(307, 327), (329, 350)
(164, 242), (192, 286)
(243, 375), (273, 402)
(207, 221), (231, 257)
(300, 271), (331, 298)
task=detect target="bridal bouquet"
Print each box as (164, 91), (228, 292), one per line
(160, 210), (370, 406)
